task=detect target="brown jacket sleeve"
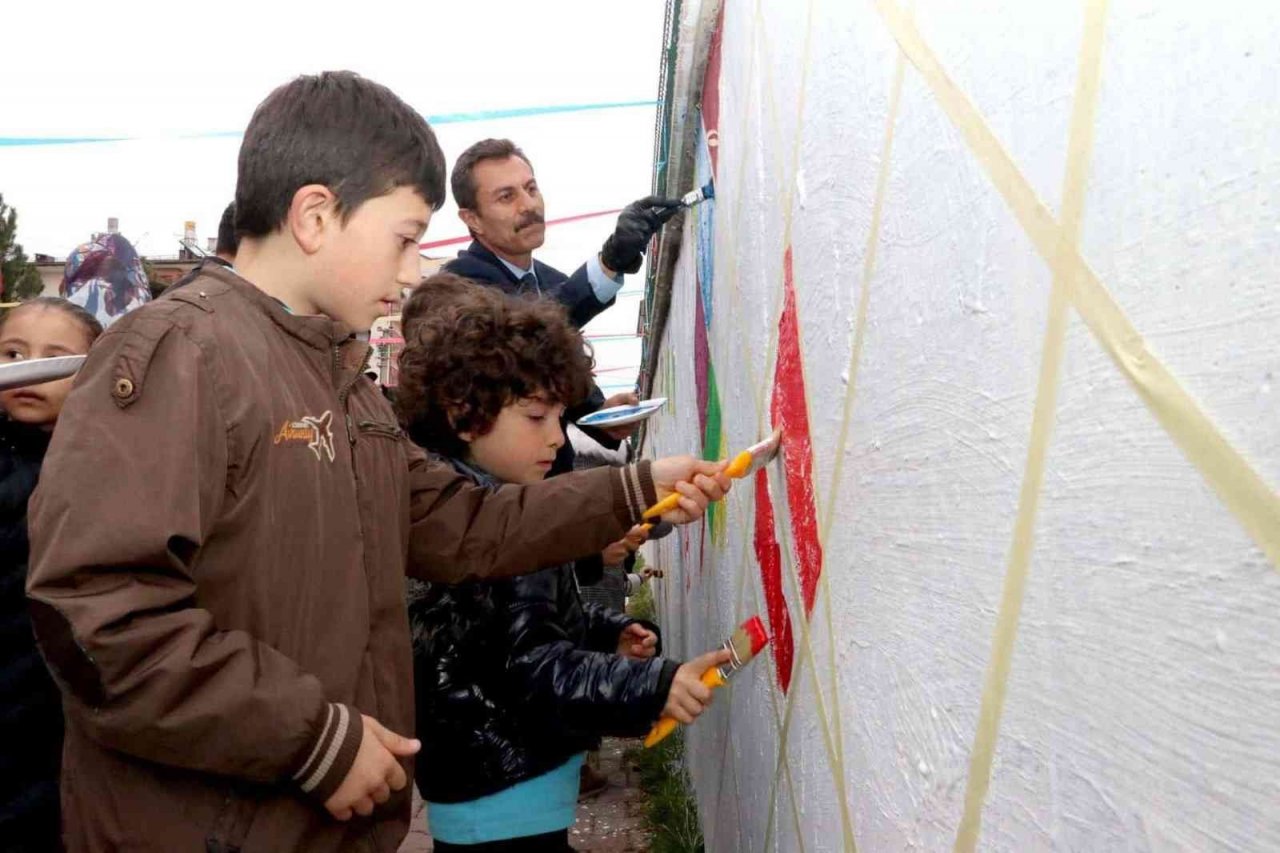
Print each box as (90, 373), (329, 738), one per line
(405, 443), (658, 584)
(26, 313), (358, 802)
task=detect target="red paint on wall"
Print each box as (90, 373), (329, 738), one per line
(701, 3), (725, 177)
(753, 469), (795, 693)
(771, 247), (824, 615)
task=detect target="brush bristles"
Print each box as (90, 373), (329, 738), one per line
(680, 182), (716, 207)
(724, 615), (770, 671)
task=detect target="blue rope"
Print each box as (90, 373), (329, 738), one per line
(0, 100), (656, 147)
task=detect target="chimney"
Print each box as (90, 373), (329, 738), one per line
(107, 217), (119, 234)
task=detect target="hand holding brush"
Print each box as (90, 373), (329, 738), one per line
(646, 615), (771, 747)
(642, 429), (782, 524)
(660, 647), (734, 726)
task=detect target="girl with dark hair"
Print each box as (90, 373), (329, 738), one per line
(0, 297), (102, 850)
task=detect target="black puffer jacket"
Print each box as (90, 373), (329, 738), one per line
(408, 458), (678, 804)
(0, 419), (62, 850)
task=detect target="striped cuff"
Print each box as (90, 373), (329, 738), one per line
(293, 703), (363, 804)
(614, 460), (658, 523)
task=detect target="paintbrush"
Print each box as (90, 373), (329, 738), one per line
(645, 614), (770, 747)
(680, 181), (715, 207)
(638, 184), (712, 228)
(641, 428), (782, 522)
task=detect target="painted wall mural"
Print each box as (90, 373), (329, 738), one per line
(642, 1), (1280, 850)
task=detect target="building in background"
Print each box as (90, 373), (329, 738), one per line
(33, 218), (201, 297)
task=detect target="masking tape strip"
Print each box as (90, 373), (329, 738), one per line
(818, 44), (909, 792)
(750, 543), (814, 853)
(706, 2), (812, 841)
(763, 481), (855, 853)
(820, 43), (905, 552)
(763, 20), (913, 851)
(755, 574), (811, 853)
(724, 487), (806, 852)
(732, 0), (861, 847)
(730, 2), (791, 425)
(953, 2), (1108, 848)
(769, 7), (862, 840)
(710, 0), (858, 846)
(873, 0), (1280, 570)
(768, 33), (911, 853)
(762, 38), (914, 853)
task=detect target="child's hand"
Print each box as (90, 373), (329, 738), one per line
(324, 716), (420, 821)
(650, 456), (731, 524)
(601, 524), (650, 566)
(599, 392), (641, 441)
(601, 539), (630, 566)
(662, 648), (733, 724)
(618, 623), (658, 659)
(624, 524), (651, 548)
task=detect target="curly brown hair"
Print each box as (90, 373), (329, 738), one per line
(396, 272), (595, 458)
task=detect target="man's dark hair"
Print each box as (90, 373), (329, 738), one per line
(215, 202), (238, 258)
(235, 71), (447, 238)
(396, 272), (593, 459)
(450, 138), (533, 211)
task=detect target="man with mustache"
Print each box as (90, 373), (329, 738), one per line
(445, 138), (679, 332)
(443, 138), (680, 468)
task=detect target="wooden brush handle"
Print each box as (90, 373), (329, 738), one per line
(644, 667), (727, 748)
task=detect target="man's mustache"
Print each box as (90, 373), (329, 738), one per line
(515, 214), (545, 232)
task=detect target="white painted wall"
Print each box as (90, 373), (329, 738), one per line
(644, 1), (1280, 850)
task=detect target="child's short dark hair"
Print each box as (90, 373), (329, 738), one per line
(235, 71), (447, 238)
(396, 273), (594, 458)
(0, 297), (104, 347)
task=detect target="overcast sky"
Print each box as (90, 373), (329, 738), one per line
(0, 0), (665, 389)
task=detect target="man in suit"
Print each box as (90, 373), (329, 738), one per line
(444, 137), (680, 330)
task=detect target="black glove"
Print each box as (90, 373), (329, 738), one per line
(600, 196), (683, 274)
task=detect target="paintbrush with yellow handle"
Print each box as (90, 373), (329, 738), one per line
(641, 428), (783, 524)
(645, 615), (770, 747)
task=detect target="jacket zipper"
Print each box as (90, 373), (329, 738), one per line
(334, 344), (372, 449)
(335, 344), (390, 849)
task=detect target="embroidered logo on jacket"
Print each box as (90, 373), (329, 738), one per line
(274, 411), (336, 462)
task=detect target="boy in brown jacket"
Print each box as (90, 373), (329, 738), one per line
(25, 71), (728, 853)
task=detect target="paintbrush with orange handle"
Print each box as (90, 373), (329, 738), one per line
(645, 615), (770, 748)
(641, 429), (782, 524)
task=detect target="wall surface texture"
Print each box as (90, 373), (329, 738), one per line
(642, 1), (1280, 850)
